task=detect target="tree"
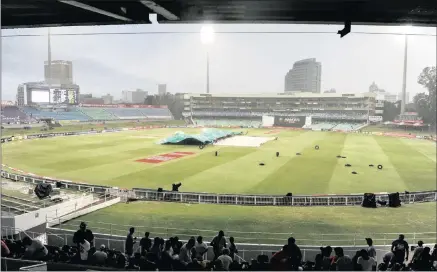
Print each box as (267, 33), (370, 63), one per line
(382, 101), (401, 121)
(417, 66), (436, 126)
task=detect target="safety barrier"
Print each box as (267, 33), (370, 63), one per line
(2, 170), (436, 207)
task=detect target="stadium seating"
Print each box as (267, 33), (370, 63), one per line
(1, 106), (28, 123)
(79, 108), (118, 120)
(2, 227), (429, 271)
(20, 107), (90, 121)
(194, 119), (262, 127)
(104, 108), (147, 119)
(332, 123), (366, 131)
(137, 107), (173, 118)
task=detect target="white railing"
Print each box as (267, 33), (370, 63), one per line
(2, 170), (436, 207)
(43, 218), (437, 247)
(3, 225), (434, 264)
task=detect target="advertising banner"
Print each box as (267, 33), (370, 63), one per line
(274, 116), (306, 128)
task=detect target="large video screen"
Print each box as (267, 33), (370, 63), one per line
(31, 90), (50, 103)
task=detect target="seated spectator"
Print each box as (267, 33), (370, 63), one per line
(149, 237), (163, 261)
(357, 249), (377, 271)
(140, 232), (152, 255)
(171, 236), (183, 255)
(270, 244), (290, 271)
(179, 237), (195, 265)
(366, 238), (377, 260)
(229, 236), (238, 260)
(352, 250), (363, 271)
(411, 240), (424, 263)
(383, 251), (396, 266)
(22, 237), (48, 261)
(1, 240), (10, 257)
(334, 247), (353, 271)
(195, 236), (208, 261)
(93, 244), (108, 265)
(217, 248), (233, 271)
(320, 246), (333, 270)
(413, 247), (432, 271)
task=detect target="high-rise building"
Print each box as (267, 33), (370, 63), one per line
(44, 60), (73, 85)
(158, 84), (167, 96)
(284, 58), (321, 93)
(122, 89), (148, 104)
(16, 84), (25, 106)
(324, 88), (336, 93)
(102, 94), (114, 105)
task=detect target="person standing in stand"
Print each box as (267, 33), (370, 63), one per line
(125, 227), (136, 257)
(73, 222), (94, 248)
(391, 234), (409, 264)
(211, 230), (227, 261)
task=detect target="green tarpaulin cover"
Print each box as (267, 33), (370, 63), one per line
(159, 128), (242, 145)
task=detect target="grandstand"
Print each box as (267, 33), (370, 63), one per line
(1, 106), (28, 123)
(183, 92), (376, 131)
(14, 105), (174, 122)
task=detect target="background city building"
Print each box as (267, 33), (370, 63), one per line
(158, 84), (167, 96)
(101, 94), (114, 105)
(122, 89), (148, 104)
(284, 58), (321, 93)
(44, 60), (73, 85)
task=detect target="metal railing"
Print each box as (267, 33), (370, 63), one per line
(44, 218), (437, 247)
(3, 170), (437, 207)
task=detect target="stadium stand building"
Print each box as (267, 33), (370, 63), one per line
(183, 92), (377, 131)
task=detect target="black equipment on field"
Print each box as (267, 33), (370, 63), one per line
(362, 193), (377, 208)
(377, 200), (387, 206)
(388, 192), (401, 207)
(315, 145), (320, 150)
(157, 188), (163, 192)
(34, 183), (53, 199)
(215, 151), (218, 157)
(172, 183), (182, 192)
(378, 165), (383, 170)
(276, 152), (279, 157)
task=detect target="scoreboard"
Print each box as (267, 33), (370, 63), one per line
(49, 89), (78, 104)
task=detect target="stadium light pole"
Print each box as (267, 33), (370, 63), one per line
(400, 25), (412, 115)
(200, 25), (215, 94)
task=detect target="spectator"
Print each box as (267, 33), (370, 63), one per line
(391, 234), (409, 264)
(288, 237), (302, 269)
(411, 240), (424, 263)
(73, 222), (94, 247)
(125, 227), (136, 257)
(217, 248), (233, 271)
(334, 247), (353, 271)
(366, 238), (377, 259)
(149, 237), (163, 261)
(78, 237), (90, 263)
(352, 250), (363, 271)
(195, 236), (208, 261)
(271, 244), (290, 271)
(179, 237), (195, 265)
(92, 244), (107, 265)
(414, 247), (432, 271)
(357, 249), (377, 271)
(140, 232), (152, 255)
(211, 230), (227, 261)
(229, 236), (238, 260)
(22, 237), (48, 261)
(1, 240), (10, 257)
(320, 246), (333, 270)
(383, 251), (395, 266)
(171, 236), (183, 255)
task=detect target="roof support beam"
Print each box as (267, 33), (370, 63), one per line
(58, 0), (132, 22)
(140, 0), (179, 21)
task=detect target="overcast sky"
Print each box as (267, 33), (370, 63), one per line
(1, 23), (436, 101)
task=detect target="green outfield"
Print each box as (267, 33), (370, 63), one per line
(3, 128), (436, 245)
(2, 128), (436, 195)
(60, 201), (437, 245)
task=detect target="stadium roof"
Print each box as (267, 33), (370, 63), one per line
(2, 0), (437, 29)
(185, 92), (376, 98)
